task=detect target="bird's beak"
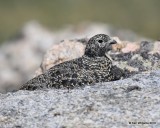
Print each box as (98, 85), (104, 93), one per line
(109, 39), (117, 45)
(106, 39), (117, 51)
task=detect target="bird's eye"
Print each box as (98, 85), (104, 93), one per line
(98, 40), (103, 43)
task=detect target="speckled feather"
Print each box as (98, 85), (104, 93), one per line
(20, 34), (118, 90)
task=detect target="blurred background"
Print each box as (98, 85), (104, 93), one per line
(0, 0), (160, 92)
(0, 0), (160, 43)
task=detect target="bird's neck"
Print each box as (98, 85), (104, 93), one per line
(84, 49), (106, 57)
(83, 54), (111, 62)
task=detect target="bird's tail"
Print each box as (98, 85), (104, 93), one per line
(19, 74), (48, 91)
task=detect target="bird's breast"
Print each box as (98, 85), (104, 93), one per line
(83, 58), (111, 71)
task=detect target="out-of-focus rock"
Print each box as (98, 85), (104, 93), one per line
(112, 37), (140, 53)
(35, 40), (86, 76)
(140, 41), (154, 53)
(121, 42), (140, 53)
(151, 41), (160, 54)
(0, 21), (55, 93)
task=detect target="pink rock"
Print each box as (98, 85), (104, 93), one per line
(35, 40), (86, 76)
(122, 42), (140, 53)
(152, 41), (160, 54)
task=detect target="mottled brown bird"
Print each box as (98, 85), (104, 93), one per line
(20, 34), (118, 90)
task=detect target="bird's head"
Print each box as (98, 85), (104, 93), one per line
(84, 34), (117, 57)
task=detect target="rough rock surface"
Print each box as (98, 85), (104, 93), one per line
(0, 70), (160, 128)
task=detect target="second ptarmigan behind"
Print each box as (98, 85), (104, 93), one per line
(20, 34), (118, 90)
